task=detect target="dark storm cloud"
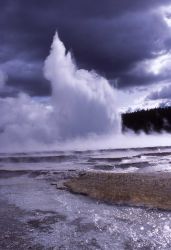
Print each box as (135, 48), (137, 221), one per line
(1, 0), (171, 96)
(6, 76), (51, 96)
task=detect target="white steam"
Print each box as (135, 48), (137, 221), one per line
(0, 32), (171, 152)
(0, 32), (120, 151)
(0, 94), (54, 150)
(44, 32), (120, 139)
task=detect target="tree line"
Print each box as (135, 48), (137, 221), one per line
(122, 107), (171, 133)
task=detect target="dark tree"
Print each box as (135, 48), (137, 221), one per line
(122, 107), (171, 133)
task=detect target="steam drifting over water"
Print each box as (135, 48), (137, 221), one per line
(1, 32), (171, 152)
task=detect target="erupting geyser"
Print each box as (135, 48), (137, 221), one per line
(0, 32), (121, 151)
(2, 32), (171, 152)
(44, 32), (121, 139)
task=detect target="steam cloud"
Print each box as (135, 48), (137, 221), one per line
(1, 32), (171, 152)
(44, 33), (120, 139)
(0, 32), (120, 151)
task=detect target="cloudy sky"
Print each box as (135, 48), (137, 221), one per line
(1, 0), (171, 108)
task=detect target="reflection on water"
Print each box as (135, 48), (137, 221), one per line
(1, 146), (171, 173)
(0, 146), (171, 249)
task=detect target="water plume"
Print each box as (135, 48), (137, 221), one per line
(44, 32), (120, 139)
(1, 32), (171, 152)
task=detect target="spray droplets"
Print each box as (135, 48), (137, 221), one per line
(44, 32), (120, 139)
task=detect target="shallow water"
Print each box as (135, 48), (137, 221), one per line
(0, 146), (171, 249)
(1, 146), (171, 173)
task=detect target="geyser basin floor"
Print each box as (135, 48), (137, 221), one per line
(0, 147), (171, 249)
(65, 172), (171, 210)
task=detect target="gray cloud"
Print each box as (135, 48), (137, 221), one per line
(1, 0), (171, 96)
(147, 84), (171, 100)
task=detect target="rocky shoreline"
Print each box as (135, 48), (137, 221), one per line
(64, 171), (171, 210)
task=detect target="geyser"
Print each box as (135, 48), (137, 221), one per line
(1, 31), (171, 152)
(44, 32), (121, 139)
(0, 32), (121, 151)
